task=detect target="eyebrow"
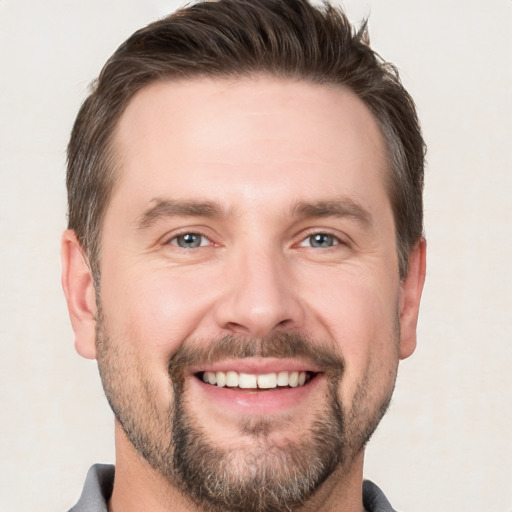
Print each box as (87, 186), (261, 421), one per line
(137, 197), (372, 230)
(136, 198), (227, 229)
(291, 199), (372, 226)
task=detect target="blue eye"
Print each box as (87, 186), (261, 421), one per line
(171, 233), (208, 248)
(301, 233), (339, 248)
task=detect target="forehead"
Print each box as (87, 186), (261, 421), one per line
(109, 76), (389, 216)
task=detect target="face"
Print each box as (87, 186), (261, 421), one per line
(63, 76), (425, 512)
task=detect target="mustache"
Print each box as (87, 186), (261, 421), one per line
(168, 332), (345, 382)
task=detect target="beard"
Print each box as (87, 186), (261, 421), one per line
(96, 311), (398, 512)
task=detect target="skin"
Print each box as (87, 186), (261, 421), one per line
(62, 76), (426, 512)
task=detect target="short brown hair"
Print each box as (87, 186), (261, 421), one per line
(67, 0), (425, 279)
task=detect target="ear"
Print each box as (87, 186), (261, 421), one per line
(61, 230), (98, 359)
(398, 238), (426, 360)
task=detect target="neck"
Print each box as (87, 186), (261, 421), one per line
(109, 423), (366, 512)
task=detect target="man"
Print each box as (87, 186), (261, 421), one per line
(62, 0), (426, 511)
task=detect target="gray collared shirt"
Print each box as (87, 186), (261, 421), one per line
(68, 464), (398, 512)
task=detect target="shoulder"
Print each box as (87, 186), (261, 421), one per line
(67, 464), (115, 512)
(363, 480), (399, 512)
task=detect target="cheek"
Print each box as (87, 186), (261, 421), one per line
(97, 266), (206, 412)
(301, 267), (400, 402)
(304, 265), (398, 336)
(99, 262), (218, 356)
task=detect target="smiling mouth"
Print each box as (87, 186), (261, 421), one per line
(196, 370), (317, 390)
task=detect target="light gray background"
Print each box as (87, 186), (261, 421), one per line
(1, 1), (511, 511)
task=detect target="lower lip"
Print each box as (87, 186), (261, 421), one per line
(190, 375), (324, 415)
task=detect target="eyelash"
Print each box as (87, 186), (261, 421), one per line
(165, 230), (345, 250)
(298, 232), (343, 249)
(167, 232), (213, 249)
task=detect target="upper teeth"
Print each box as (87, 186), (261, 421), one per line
(202, 371), (308, 389)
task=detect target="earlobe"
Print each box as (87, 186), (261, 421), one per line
(61, 230), (98, 359)
(398, 238), (427, 360)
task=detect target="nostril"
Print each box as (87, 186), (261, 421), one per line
(223, 317), (296, 339)
(214, 278), (305, 338)
(224, 322), (251, 335)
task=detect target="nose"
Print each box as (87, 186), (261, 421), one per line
(213, 248), (305, 338)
